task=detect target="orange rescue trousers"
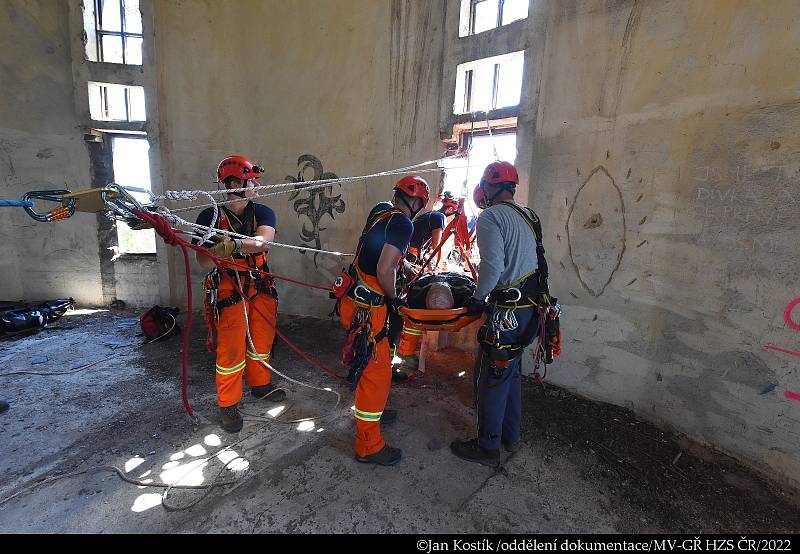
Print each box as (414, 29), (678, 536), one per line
(212, 273), (277, 408)
(397, 323), (423, 356)
(339, 295), (391, 458)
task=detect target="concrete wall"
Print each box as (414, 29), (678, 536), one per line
(523, 0), (800, 487)
(153, 0), (446, 317)
(0, 0), (102, 305)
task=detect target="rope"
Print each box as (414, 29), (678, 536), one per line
(0, 395), (351, 511)
(159, 208), (354, 258)
(161, 163), (475, 215)
(0, 316), (179, 379)
(134, 209), (347, 418)
(0, 199), (33, 207)
(231, 270), (345, 395)
(156, 156), (453, 201)
(485, 111), (500, 161)
(163, 190), (218, 244)
(132, 209), (195, 419)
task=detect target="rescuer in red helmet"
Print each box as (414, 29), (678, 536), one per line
(334, 175), (429, 466)
(194, 155), (285, 434)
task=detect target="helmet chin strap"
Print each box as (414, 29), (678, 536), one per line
(482, 183), (514, 206)
(398, 193), (422, 219)
(226, 179), (253, 199)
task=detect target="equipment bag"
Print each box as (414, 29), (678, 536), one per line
(140, 305), (180, 342)
(0, 298), (75, 337)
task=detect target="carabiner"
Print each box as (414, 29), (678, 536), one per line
(353, 285), (370, 302)
(506, 288), (522, 303)
(21, 190), (77, 222)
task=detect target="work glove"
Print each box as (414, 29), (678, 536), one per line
(386, 297), (407, 350)
(464, 295), (487, 317)
(208, 238), (241, 259)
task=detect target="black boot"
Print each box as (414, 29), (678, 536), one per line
(381, 408), (397, 425)
(251, 383), (286, 402)
(450, 438), (501, 467)
(391, 368), (409, 382)
(503, 439), (520, 453)
(220, 404), (243, 433)
(355, 444), (402, 466)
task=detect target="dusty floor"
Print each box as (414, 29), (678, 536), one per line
(0, 308), (799, 533)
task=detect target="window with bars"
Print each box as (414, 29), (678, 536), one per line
(459, 0), (529, 37)
(88, 82), (146, 122)
(453, 51), (524, 114)
(84, 0), (144, 65)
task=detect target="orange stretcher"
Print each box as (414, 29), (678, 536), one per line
(399, 306), (481, 332)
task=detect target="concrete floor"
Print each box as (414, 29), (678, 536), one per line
(1, 309), (798, 533)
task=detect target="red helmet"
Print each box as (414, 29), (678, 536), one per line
(393, 175), (430, 205)
(480, 161), (518, 187)
(440, 193), (459, 215)
(217, 155), (265, 183)
(473, 184), (489, 210)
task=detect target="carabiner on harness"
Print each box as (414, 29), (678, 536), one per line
(491, 308), (519, 332)
(505, 287), (522, 303)
(353, 285), (371, 304)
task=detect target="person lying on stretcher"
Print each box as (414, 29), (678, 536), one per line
(393, 272), (477, 376)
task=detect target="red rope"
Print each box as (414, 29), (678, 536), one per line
(132, 209), (346, 418)
(172, 229), (332, 292)
(132, 209), (194, 417)
(226, 266), (346, 382)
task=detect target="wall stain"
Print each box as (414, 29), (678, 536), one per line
(389, 0), (440, 153)
(611, 0), (643, 119)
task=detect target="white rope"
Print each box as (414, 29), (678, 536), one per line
(163, 190), (218, 243)
(485, 111), (499, 161)
(155, 207), (354, 257)
(234, 272), (342, 408)
(140, 154), (476, 256)
(164, 164), (474, 215)
(156, 155), (455, 201)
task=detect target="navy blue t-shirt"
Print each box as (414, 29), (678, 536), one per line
(356, 202), (413, 276)
(409, 211), (446, 249)
(194, 203), (276, 246)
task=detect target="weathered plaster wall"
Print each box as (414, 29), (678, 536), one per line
(0, 0), (102, 305)
(154, 0), (446, 318)
(525, 0), (800, 487)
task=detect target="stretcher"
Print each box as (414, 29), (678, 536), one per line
(399, 306), (480, 332)
(398, 306), (483, 373)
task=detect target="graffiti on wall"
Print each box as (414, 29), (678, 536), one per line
(285, 155), (346, 267)
(764, 297), (800, 401)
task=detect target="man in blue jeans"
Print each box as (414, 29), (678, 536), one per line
(452, 161), (546, 466)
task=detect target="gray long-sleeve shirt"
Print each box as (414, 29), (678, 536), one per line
(473, 202), (539, 300)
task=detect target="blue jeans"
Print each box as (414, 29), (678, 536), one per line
(474, 305), (538, 450)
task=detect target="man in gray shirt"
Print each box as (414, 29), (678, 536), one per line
(451, 161), (547, 466)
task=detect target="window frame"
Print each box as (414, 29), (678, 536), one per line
(89, 82), (146, 123)
(466, 0), (526, 36)
(108, 133), (157, 256)
(455, 51), (524, 115)
(92, 0), (144, 65)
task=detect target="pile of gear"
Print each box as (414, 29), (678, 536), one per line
(0, 298), (75, 338)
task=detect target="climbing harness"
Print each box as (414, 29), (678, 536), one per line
(334, 205), (404, 388)
(478, 202), (562, 381)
